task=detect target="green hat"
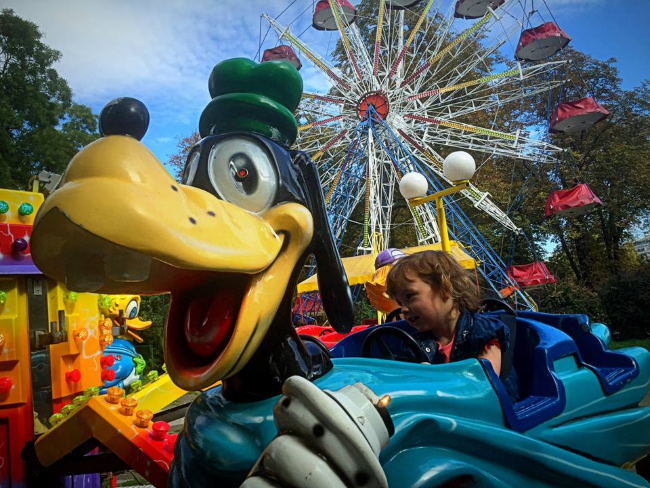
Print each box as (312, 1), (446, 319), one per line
(199, 58), (303, 146)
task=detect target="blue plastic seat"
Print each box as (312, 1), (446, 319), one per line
(518, 312), (639, 395)
(482, 316), (577, 432)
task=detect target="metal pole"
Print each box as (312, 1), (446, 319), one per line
(435, 196), (451, 253)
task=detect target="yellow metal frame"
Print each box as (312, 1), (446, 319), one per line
(408, 181), (468, 254)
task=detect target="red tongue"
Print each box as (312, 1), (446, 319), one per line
(184, 288), (239, 358)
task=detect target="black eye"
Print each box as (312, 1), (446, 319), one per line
(208, 137), (278, 213)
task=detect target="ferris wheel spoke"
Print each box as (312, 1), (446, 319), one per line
(435, 80), (563, 120)
(426, 17), (521, 89)
(408, 117), (562, 163)
(407, 65), (520, 102)
(373, 0), (387, 76)
(263, 14), (353, 94)
(298, 115), (346, 132)
(311, 129), (349, 162)
(297, 105), (342, 120)
(297, 130), (348, 155)
(388, 0), (438, 80)
(397, 128), (518, 232)
(302, 93), (346, 105)
(425, 40), (509, 94)
(408, 60), (563, 112)
(400, 0), (520, 90)
(325, 0), (365, 82)
(406, 19), (455, 94)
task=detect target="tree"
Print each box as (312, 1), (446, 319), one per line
(0, 9), (99, 189)
(138, 294), (170, 374)
(167, 130), (200, 182)
(513, 50), (650, 286)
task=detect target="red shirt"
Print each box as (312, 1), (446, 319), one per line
(436, 337), (455, 363)
(437, 336), (500, 363)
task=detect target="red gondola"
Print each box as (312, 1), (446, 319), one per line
(550, 97), (609, 133)
(507, 261), (556, 288)
(313, 0), (357, 31)
(454, 0), (504, 20)
(545, 183), (603, 218)
(262, 45), (302, 71)
(387, 0), (423, 10)
(515, 22), (571, 61)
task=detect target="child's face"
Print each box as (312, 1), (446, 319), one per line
(392, 274), (456, 334)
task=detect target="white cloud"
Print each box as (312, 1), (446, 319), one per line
(2, 1), (332, 127)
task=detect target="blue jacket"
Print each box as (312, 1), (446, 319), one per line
(414, 310), (519, 401)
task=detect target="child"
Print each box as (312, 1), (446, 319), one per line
(387, 251), (518, 398)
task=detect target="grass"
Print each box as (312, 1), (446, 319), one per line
(610, 338), (650, 352)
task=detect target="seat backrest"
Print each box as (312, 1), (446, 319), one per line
(511, 318), (539, 398)
(498, 313), (517, 382)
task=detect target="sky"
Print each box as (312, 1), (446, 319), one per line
(2, 0), (649, 173)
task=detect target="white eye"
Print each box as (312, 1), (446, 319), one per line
(183, 150), (200, 184)
(208, 137), (278, 213)
(125, 299), (139, 319)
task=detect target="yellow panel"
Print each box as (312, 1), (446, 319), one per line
(0, 277), (32, 407)
(297, 241), (476, 293)
(47, 282), (109, 401)
(0, 189), (43, 226)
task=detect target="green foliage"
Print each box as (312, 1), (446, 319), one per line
(531, 280), (608, 323)
(137, 294), (170, 373)
(599, 264), (650, 339)
(353, 290), (378, 324)
(0, 9), (99, 189)
(609, 339), (650, 352)
(508, 50), (650, 286)
(167, 130), (200, 182)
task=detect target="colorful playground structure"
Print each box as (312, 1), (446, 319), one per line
(0, 186), (191, 487)
(25, 51), (650, 486)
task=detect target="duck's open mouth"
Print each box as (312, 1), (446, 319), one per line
(166, 274), (250, 374)
(30, 135), (319, 390)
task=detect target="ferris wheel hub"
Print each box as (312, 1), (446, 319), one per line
(357, 91), (390, 120)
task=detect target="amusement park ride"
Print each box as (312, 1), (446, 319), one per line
(0, 184), (190, 485)
(1, 0), (648, 487)
(263, 0), (609, 314)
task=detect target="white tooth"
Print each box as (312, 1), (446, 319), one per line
(105, 249), (152, 282)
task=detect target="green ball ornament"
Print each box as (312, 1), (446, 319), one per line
(18, 203), (33, 216)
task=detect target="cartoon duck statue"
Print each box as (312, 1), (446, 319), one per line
(98, 294), (152, 344)
(30, 58), (375, 485)
(97, 295), (150, 393)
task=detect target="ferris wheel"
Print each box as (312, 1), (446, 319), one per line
(261, 0), (589, 310)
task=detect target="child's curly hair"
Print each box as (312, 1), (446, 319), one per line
(386, 251), (481, 312)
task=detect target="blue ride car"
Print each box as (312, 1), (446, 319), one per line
(176, 309), (650, 487)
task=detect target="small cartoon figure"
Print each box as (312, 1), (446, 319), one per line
(99, 338), (146, 394)
(98, 294), (152, 343)
(97, 295), (150, 393)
